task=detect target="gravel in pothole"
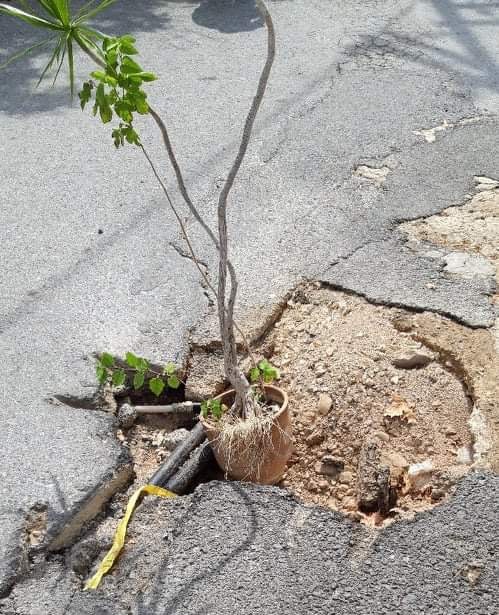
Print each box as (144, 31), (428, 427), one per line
(267, 285), (474, 525)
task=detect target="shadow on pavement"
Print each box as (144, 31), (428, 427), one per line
(0, 0), (172, 114)
(346, 0), (499, 103)
(136, 483), (258, 615)
(191, 0), (263, 33)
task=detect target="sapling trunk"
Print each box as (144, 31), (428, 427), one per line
(75, 32), (263, 405)
(216, 0), (276, 417)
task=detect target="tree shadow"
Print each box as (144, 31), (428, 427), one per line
(136, 482), (258, 615)
(191, 0), (263, 33)
(0, 0), (172, 115)
(344, 0), (499, 104)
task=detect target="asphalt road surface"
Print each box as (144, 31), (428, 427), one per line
(0, 0), (498, 612)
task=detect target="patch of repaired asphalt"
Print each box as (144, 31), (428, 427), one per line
(4, 476), (497, 615)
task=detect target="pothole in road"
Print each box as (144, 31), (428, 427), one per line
(261, 284), (479, 526)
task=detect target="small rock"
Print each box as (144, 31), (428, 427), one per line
(407, 460), (433, 492)
(339, 470), (354, 484)
(315, 456), (344, 478)
(317, 394), (332, 415)
(162, 428), (189, 451)
(301, 412), (317, 426)
(431, 488), (446, 502)
(456, 446), (473, 465)
(459, 561), (484, 587)
(342, 497), (357, 511)
(373, 431), (390, 443)
(383, 451), (409, 469)
(444, 427), (457, 436)
(117, 403), (136, 429)
(306, 431), (324, 446)
(390, 375), (399, 385)
(68, 538), (102, 577)
(392, 350), (433, 369)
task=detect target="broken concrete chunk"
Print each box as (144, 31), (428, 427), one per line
(443, 252), (495, 279)
(392, 350), (433, 369)
(406, 460), (433, 492)
(317, 394), (333, 415)
(162, 428), (190, 452)
(474, 175), (499, 191)
(456, 446), (473, 465)
(357, 440), (392, 514)
(354, 164), (391, 186)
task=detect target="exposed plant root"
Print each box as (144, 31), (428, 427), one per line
(211, 408), (279, 481)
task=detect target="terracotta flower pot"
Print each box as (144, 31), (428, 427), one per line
(200, 385), (293, 485)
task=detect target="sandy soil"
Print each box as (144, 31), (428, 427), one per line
(266, 285), (474, 523)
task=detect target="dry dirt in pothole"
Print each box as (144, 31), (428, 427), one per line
(117, 424), (170, 485)
(265, 284), (474, 524)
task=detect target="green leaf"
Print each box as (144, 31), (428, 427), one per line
(120, 56), (142, 74)
(115, 99), (133, 123)
(167, 375), (180, 389)
(0, 4), (64, 31)
(0, 35), (56, 70)
(201, 398), (224, 420)
(125, 351), (139, 368)
(149, 377), (165, 397)
(136, 357), (149, 373)
(112, 369), (126, 387)
(123, 126), (140, 145)
(211, 400), (223, 420)
(120, 41), (138, 55)
(90, 70), (107, 81)
(133, 371), (145, 390)
(163, 362), (176, 376)
(249, 367), (261, 383)
(120, 35), (136, 44)
(96, 364), (107, 384)
(79, 82), (93, 110)
(75, 0), (118, 24)
(135, 71), (157, 82)
(36, 33), (64, 87)
(112, 127), (122, 148)
(100, 352), (114, 368)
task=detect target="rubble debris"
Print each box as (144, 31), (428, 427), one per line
(357, 440), (393, 514)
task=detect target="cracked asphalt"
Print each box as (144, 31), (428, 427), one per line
(0, 0), (498, 612)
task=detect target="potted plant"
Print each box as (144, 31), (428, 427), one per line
(1, 0), (293, 484)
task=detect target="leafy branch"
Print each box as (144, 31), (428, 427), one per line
(79, 35), (156, 147)
(96, 351), (181, 397)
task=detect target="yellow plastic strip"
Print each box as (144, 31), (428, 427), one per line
(85, 484), (176, 590)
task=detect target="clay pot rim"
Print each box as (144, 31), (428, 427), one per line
(199, 384), (288, 429)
